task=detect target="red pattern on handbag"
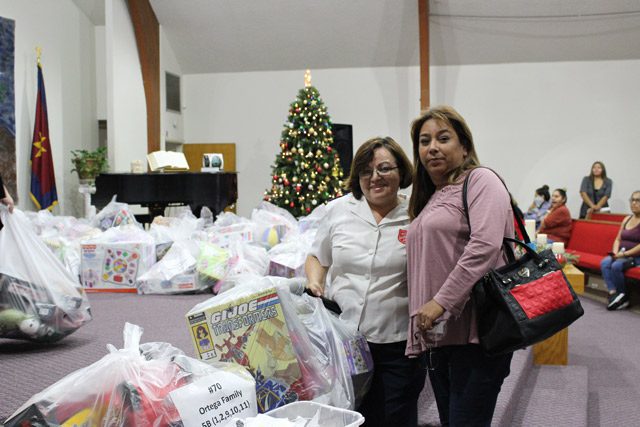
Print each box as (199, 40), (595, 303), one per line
(509, 271), (574, 319)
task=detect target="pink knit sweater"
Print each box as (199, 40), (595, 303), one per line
(405, 168), (514, 356)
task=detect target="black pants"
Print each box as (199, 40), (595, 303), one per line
(428, 344), (513, 427)
(358, 341), (427, 427)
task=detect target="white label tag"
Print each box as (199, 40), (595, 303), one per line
(169, 371), (257, 427)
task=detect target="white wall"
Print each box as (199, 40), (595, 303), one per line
(430, 60), (640, 217)
(183, 67), (422, 216)
(105, 0), (147, 172)
(160, 26), (183, 148)
(95, 26), (105, 120)
(0, 0), (97, 216)
(184, 61), (640, 218)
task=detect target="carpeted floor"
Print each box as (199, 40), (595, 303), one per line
(1, 294), (640, 425)
(0, 292), (212, 423)
(569, 296), (640, 426)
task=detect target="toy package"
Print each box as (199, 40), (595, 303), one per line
(4, 323), (258, 427)
(80, 225), (156, 292)
(186, 279), (332, 413)
(0, 209), (92, 342)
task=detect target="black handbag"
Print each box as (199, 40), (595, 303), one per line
(463, 169), (584, 356)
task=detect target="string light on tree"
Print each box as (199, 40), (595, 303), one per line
(264, 70), (344, 216)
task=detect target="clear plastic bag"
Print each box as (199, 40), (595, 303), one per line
(267, 241), (308, 279)
(287, 291), (355, 409)
(185, 276), (333, 413)
(91, 196), (141, 231)
(137, 240), (214, 295)
(4, 323), (258, 427)
(0, 208), (92, 342)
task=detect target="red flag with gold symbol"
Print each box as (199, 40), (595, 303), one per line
(30, 61), (58, 210)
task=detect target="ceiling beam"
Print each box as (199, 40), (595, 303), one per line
(126, 0), (160, 154)
(418, 0), (430, 110)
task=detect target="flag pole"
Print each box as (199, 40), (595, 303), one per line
(35, 46), (41, 66)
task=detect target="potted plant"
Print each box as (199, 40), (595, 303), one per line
(71, 147), (109, 183)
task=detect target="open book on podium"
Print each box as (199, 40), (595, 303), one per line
(146, 151), (190, 172)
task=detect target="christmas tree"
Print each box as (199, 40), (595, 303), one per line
(264, 70), (344, 217)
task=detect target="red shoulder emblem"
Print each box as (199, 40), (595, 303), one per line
(398, 229), (407, 244)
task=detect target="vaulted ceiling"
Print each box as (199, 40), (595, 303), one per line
(74, 0), (640, 73)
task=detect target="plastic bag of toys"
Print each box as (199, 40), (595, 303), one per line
(137, 240), (221, 295)
(91, 196), (141, 231)
(267, 241), (308, 279)
(286, 280), (373, 410)
(251, 202), (299, 248)
(185, 276), (333, 413)
(287, 291), (355, 410)
(0, 208), (92, 342)
(4, 323), (258, 427)
(149, 210), (204, 260)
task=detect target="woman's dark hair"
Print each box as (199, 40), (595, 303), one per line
(344, 136), (412, 200)
(589, 161), (608, 181)
(554, 188), (568, 203)
(408, 105), (480, 220)
(536, 185), (550, 202)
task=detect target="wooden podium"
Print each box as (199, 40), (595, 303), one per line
(532, 264), (584, 365)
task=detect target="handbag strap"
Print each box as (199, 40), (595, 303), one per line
(461, 168), (531, 263)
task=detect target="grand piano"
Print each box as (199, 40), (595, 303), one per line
(93, 172), (238, 220)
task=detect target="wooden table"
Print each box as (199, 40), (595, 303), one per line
(532, 264), (584, 365)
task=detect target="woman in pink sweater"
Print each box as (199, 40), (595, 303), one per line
(406, 106), (514, 426)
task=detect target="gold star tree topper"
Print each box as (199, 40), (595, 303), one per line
(304, 69), (312, 87)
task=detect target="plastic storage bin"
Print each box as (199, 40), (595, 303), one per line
(266, 401), (364, 427)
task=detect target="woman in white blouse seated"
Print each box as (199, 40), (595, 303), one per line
(305, 137), (427, 427)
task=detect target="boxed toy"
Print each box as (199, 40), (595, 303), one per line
(186, 287), (307, 413)
(80, 242), (155, 292)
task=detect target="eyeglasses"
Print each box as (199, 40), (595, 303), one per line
(630, 198), (640, 204)
(358, 165), (399, 179)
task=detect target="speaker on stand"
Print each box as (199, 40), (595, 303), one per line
(331, 123), (353, 175)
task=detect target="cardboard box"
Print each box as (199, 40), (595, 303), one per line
(186, 287), (305, 412)
(80, 242), (155, 292)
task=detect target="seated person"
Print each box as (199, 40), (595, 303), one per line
(524, 185), (551, 228)
(538, 188), (572, 244)
(601, 191), (640, 311)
